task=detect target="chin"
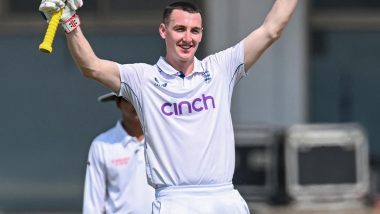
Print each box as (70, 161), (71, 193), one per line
(176, 49), (196, 58)
(178, 53), (195, 61)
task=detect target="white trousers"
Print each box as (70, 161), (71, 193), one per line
(152, 183), (250, 214)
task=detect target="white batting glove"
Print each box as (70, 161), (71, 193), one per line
(39, 0), (83, 23)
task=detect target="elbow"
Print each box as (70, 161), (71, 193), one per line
(78, 59), (102, 80)
(80, 68), (94, 79)
(270, 30), (282, 41)
(267, 26), (283, 41)
(80, 66), (100, 80)
(263, 21), (286, 42)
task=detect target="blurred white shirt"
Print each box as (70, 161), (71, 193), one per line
(83, 121), (155, 214)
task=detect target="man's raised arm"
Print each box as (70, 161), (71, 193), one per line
(243, 0), (298, 72)
(39, 0), (121, 93)
(66, 27), (121, 93)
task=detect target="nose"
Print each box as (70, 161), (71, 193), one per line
(183, 31), (192, 42)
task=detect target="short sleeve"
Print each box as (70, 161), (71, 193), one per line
(205, 40), (246, 88)
(117, 63), (147, 107)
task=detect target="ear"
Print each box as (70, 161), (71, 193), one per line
(159, 23), (166, 39)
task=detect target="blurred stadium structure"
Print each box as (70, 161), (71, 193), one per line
(1, 0), (380, 213)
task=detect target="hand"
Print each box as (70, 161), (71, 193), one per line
(39, 0), (83, 23)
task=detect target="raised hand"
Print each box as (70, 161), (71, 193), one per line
(39, 0), (83, 23)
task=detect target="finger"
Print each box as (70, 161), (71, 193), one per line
(39, 0), (65, 12)
(66, 0), (83, 11)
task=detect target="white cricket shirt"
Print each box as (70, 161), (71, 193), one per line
(83, 121), (155, 214)
(118, 41), (246, 188)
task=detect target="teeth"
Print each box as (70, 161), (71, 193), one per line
(180, 44), (192, 49)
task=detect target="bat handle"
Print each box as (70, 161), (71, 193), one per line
(39, 9), (63, 54)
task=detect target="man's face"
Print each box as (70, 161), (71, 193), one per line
(117, 99), (139, 124)
(159, 9), (203, 65)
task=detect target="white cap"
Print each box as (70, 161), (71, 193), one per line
(97, 92), (118, 102)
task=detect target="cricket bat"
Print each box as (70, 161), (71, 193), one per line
(39, 9), (63, 54)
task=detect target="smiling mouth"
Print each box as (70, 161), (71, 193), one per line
(178, 43), (193, 50)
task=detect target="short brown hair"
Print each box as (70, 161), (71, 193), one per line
(162, 1), (202, 25)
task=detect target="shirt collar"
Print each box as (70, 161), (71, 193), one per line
(156, 56), (204, 76)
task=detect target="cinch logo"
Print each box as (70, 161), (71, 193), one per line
(161, 94), (216, 116)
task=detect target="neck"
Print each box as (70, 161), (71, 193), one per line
(121, 121), (144, 142)
(166, 57), (194, 76)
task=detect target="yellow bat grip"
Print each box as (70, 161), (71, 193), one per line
(39, 9), (63, 54)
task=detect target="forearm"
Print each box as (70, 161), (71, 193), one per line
(66, 26), (100, 79)
(243, 0), (298, 71)
(263, 0), (298, 39)
(66, 26), (121, 92)
(40, 0), (121, 92)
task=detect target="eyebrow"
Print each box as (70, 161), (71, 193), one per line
(191, 27), (202, 31)
(173, 24), (202, 31)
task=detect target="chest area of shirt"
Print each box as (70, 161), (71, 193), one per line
(144, 71), (230, 117)
(146, 67), (227, 97)
(105, 145), (143, 170)
(153, 70), (213, 90)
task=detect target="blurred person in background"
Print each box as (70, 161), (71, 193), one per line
(40, 0), (298, 213)
(83, 93), (154, 214)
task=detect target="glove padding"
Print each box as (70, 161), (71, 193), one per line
(39, 0), (83, 23)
